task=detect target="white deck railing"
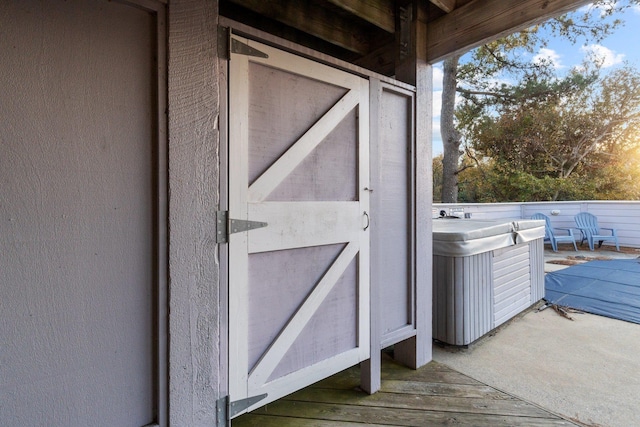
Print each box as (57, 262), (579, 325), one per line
(433, 201), (640, 249)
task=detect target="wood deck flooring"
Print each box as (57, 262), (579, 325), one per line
(233, 353), (578, 426)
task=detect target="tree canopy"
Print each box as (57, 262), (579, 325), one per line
(456, 64), (640, 201)
(437, 0), (640, 203)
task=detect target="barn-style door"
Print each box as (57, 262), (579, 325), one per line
(227, 36), (370, 416)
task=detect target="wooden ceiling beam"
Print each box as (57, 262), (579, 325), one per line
(426, 0), (592, 63)
(352, 43), (395, 76)
(429, 0), (456, 13)
(326, 0), (396, 33)
(227, 0), (371, 54)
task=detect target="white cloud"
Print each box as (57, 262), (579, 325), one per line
(432, 90), (443, 118)
(432, 120), (441, 134)
(533, 48), (564, 69)
(432, 88), (442, 155)
(581, 44), (625, 67)
(432, 84), (443, 155)
(432, 65), (444, 91)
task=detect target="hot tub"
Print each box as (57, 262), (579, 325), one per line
(432, 218), (545, 345)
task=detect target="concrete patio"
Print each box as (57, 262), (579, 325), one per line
(434, 245), (640, 427)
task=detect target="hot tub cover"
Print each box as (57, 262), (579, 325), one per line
(433, 219), (515, 257)
(433, 218), (545, 257)
(513, 219), (546, 243)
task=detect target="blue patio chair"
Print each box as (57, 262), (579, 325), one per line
(531, 213), (577, 252)
(574, 212), (620, 251)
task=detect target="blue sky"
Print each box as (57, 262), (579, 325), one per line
(432, 2), (640, 156)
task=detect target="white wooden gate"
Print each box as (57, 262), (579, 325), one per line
(228, 36), (370, 415)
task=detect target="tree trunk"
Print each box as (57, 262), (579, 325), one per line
(440, 55), (462, 203)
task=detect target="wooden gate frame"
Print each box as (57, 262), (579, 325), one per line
(226, 34), (371, 414)
(218, 18), (432, 420)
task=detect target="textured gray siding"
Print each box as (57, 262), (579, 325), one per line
(1, 1), (159, 425)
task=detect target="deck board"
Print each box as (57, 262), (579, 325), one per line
(233, 354), (578, 426)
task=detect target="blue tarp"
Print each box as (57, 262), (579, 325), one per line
(545, 259), (640, 324)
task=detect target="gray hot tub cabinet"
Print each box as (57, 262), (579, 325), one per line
(432, 219), (545, 345)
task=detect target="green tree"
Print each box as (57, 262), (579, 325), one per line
(438, 0), (639, 202)
(463, 65), (640, 201)
(432, 154), (443, 202)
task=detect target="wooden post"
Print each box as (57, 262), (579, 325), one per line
(392, 0), (433, 370)
(361, 78), (383, 394)
(168, 1), (223, 425)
